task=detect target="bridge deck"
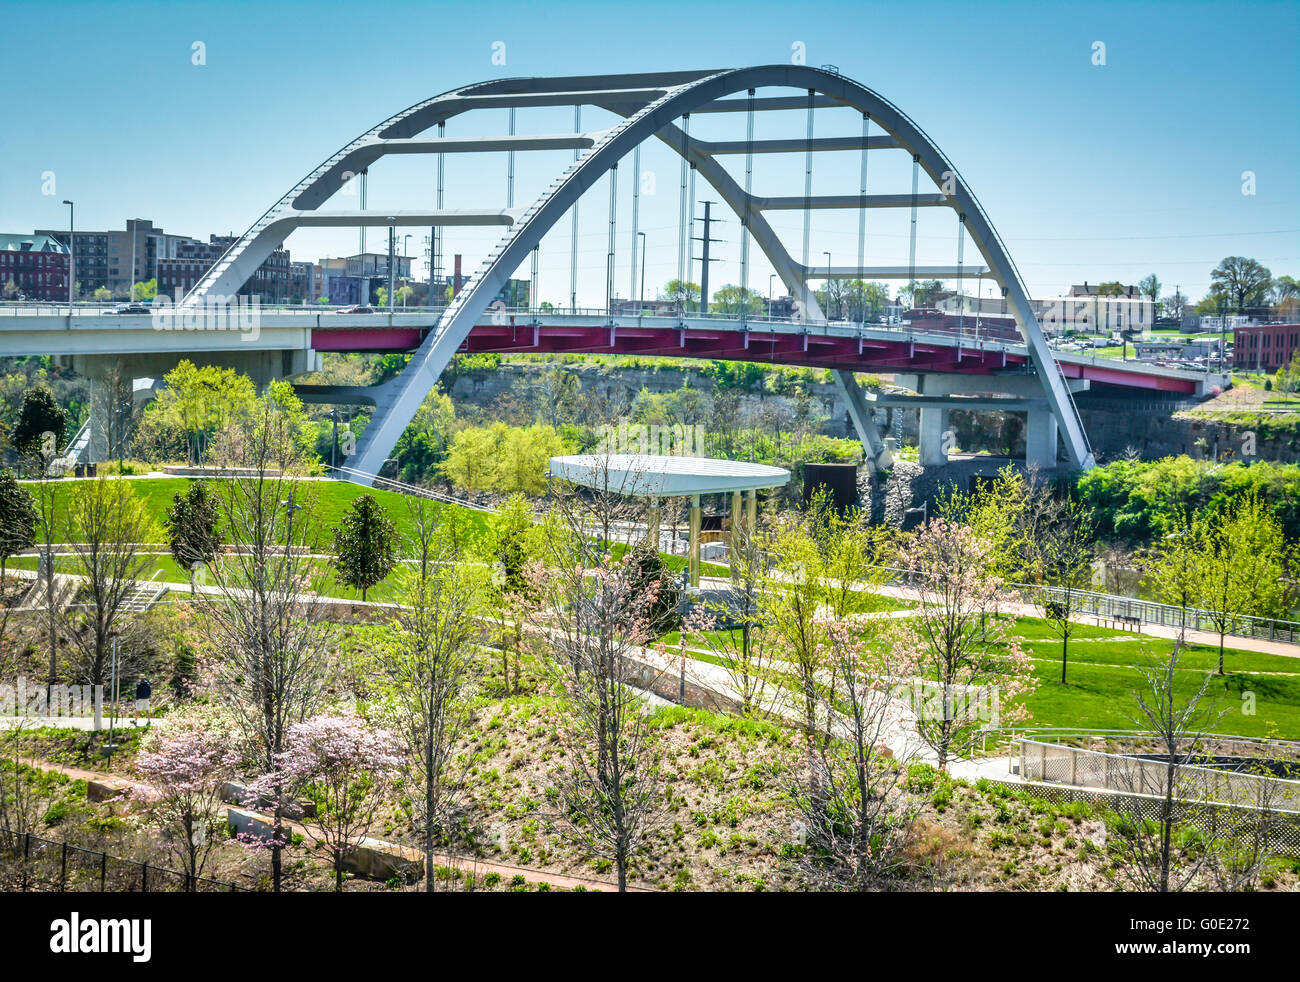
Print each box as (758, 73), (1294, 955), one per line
(0, 306), (1221, 395)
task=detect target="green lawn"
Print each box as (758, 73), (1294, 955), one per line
(1013, 617), (1300, 738)
(24, 477), (494, 544)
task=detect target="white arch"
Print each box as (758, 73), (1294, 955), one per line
(186, 67), (1092, 477)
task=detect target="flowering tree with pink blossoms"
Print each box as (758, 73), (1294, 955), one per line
(889, 518), (1037, 769)
(245, 713), (401, 891)
(130, 710), (240, 889)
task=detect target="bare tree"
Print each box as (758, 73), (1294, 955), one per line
(199, 401), (333, 893)
(383, 498), (485, 890)
(62, 476), (155, 686)
(541, 464), (665, 892)
(790, 619), (923, 890)
(687, 509), (775, 718)
(1107, 645), (1226, 893)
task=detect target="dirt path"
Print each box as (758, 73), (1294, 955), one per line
(16, 755), (643, 893)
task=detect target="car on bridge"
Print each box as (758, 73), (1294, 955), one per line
(335, 305), (375, 314)
(106, 302), (152, 314)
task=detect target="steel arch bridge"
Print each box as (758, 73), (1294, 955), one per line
(181, 67), (1095, 481)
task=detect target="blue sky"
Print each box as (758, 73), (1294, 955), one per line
(2, 0), (1296, 304)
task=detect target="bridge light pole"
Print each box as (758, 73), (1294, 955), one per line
(61, 200), (74, 315)
(824, 251), (832, 318)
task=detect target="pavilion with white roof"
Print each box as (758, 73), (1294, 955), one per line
(548, 454), (791, 586)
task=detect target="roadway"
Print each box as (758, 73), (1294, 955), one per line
(0, 303), (1224, 396)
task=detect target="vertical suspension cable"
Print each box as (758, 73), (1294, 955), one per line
(359, 170), (368, 257)
(857, 112), (869, 324)
(606, 163), (618, 312)
(677, 114), (689, 289)
(956, 214), (966, 339)
(570, 106), (580, 312)
(740, 89), (755, 318)
(686, 157), (697, 305)
(908, 154), (919, 303)
(506, 108), (516, 208)
(801, 89), (814, 272)
(629, 145), (640, 302)
(433, 121), (445, 305)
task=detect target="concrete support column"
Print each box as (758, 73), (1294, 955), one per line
(918, 406), (949, 467)
(646, 496), (661, 549)
(745, 488), (757, 531)
(87, 375), (112, 465)
(688, 493), (702, 588)
(1025, 409), (1060, 471)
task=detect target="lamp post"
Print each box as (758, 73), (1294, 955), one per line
(403, 234), (412, 307)
(61, 200), (74, 314)
(824, 251), (832, 318)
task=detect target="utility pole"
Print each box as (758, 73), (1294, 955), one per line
(692, 201), (723, 315)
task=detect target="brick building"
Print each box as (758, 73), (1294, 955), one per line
(0, 233), (70, 300)
(1234, 323), (1300, 371)
(156, 235), (298, 302)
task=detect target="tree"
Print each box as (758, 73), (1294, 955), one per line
(131, 278), (157, 301)
(1198, 493), (1291, 674)
(888, 518), (1037, 769)
(248, 713), (400, 891)
(1160, 289), (1188, 322)
(1139, 274), (1161, 305)
(541, 472), (665, 891)
(158, 361), (258, 464)
(1106, 645), (1225, 893)
(1025, 494), (1097, 684)
(11, 386), (68, 464)
(164, 480), (220, 587)
(92, 286), (112, 302)
(1141, 514), (1204, 637)
(1096, 281), (1126, 297)
(332, 493), (397, 601)
(790, 619), (923, 890)
(200, 400), (333, 892)
(63, 477), (156, 686)
(661, 278), (700, 313)
(0, 469), (37, 586)
(486, 494), (542, 695)
(130, 708), (239, 889)
(686, 505), (776, 718)
(1210, 256), (1272, 313)
(710, 283), (764, 317)
(383, 498), (485, 888)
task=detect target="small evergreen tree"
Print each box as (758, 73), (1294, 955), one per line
(11, 386), (69, 462)
(0, 469), (37, 585)
(164, 481), (221, 586)
(622, 543), (681, 636)
(332, 494), (397, 601)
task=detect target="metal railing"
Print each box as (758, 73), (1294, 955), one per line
(0, 826), (245, 892)
(1016, 583), (1300, 644)
(1019, 737), (1300, 813)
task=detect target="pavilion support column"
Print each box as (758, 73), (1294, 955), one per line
(746, 488), (757, 529)
(688, 493), (702, 588)
(646, 496), (661, 549)
(729, 490), (742, 578)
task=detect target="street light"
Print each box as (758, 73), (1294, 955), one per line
(61, 200), (74, 315)
(403, 234), (412, 307)
(824, 251), (832, 317)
